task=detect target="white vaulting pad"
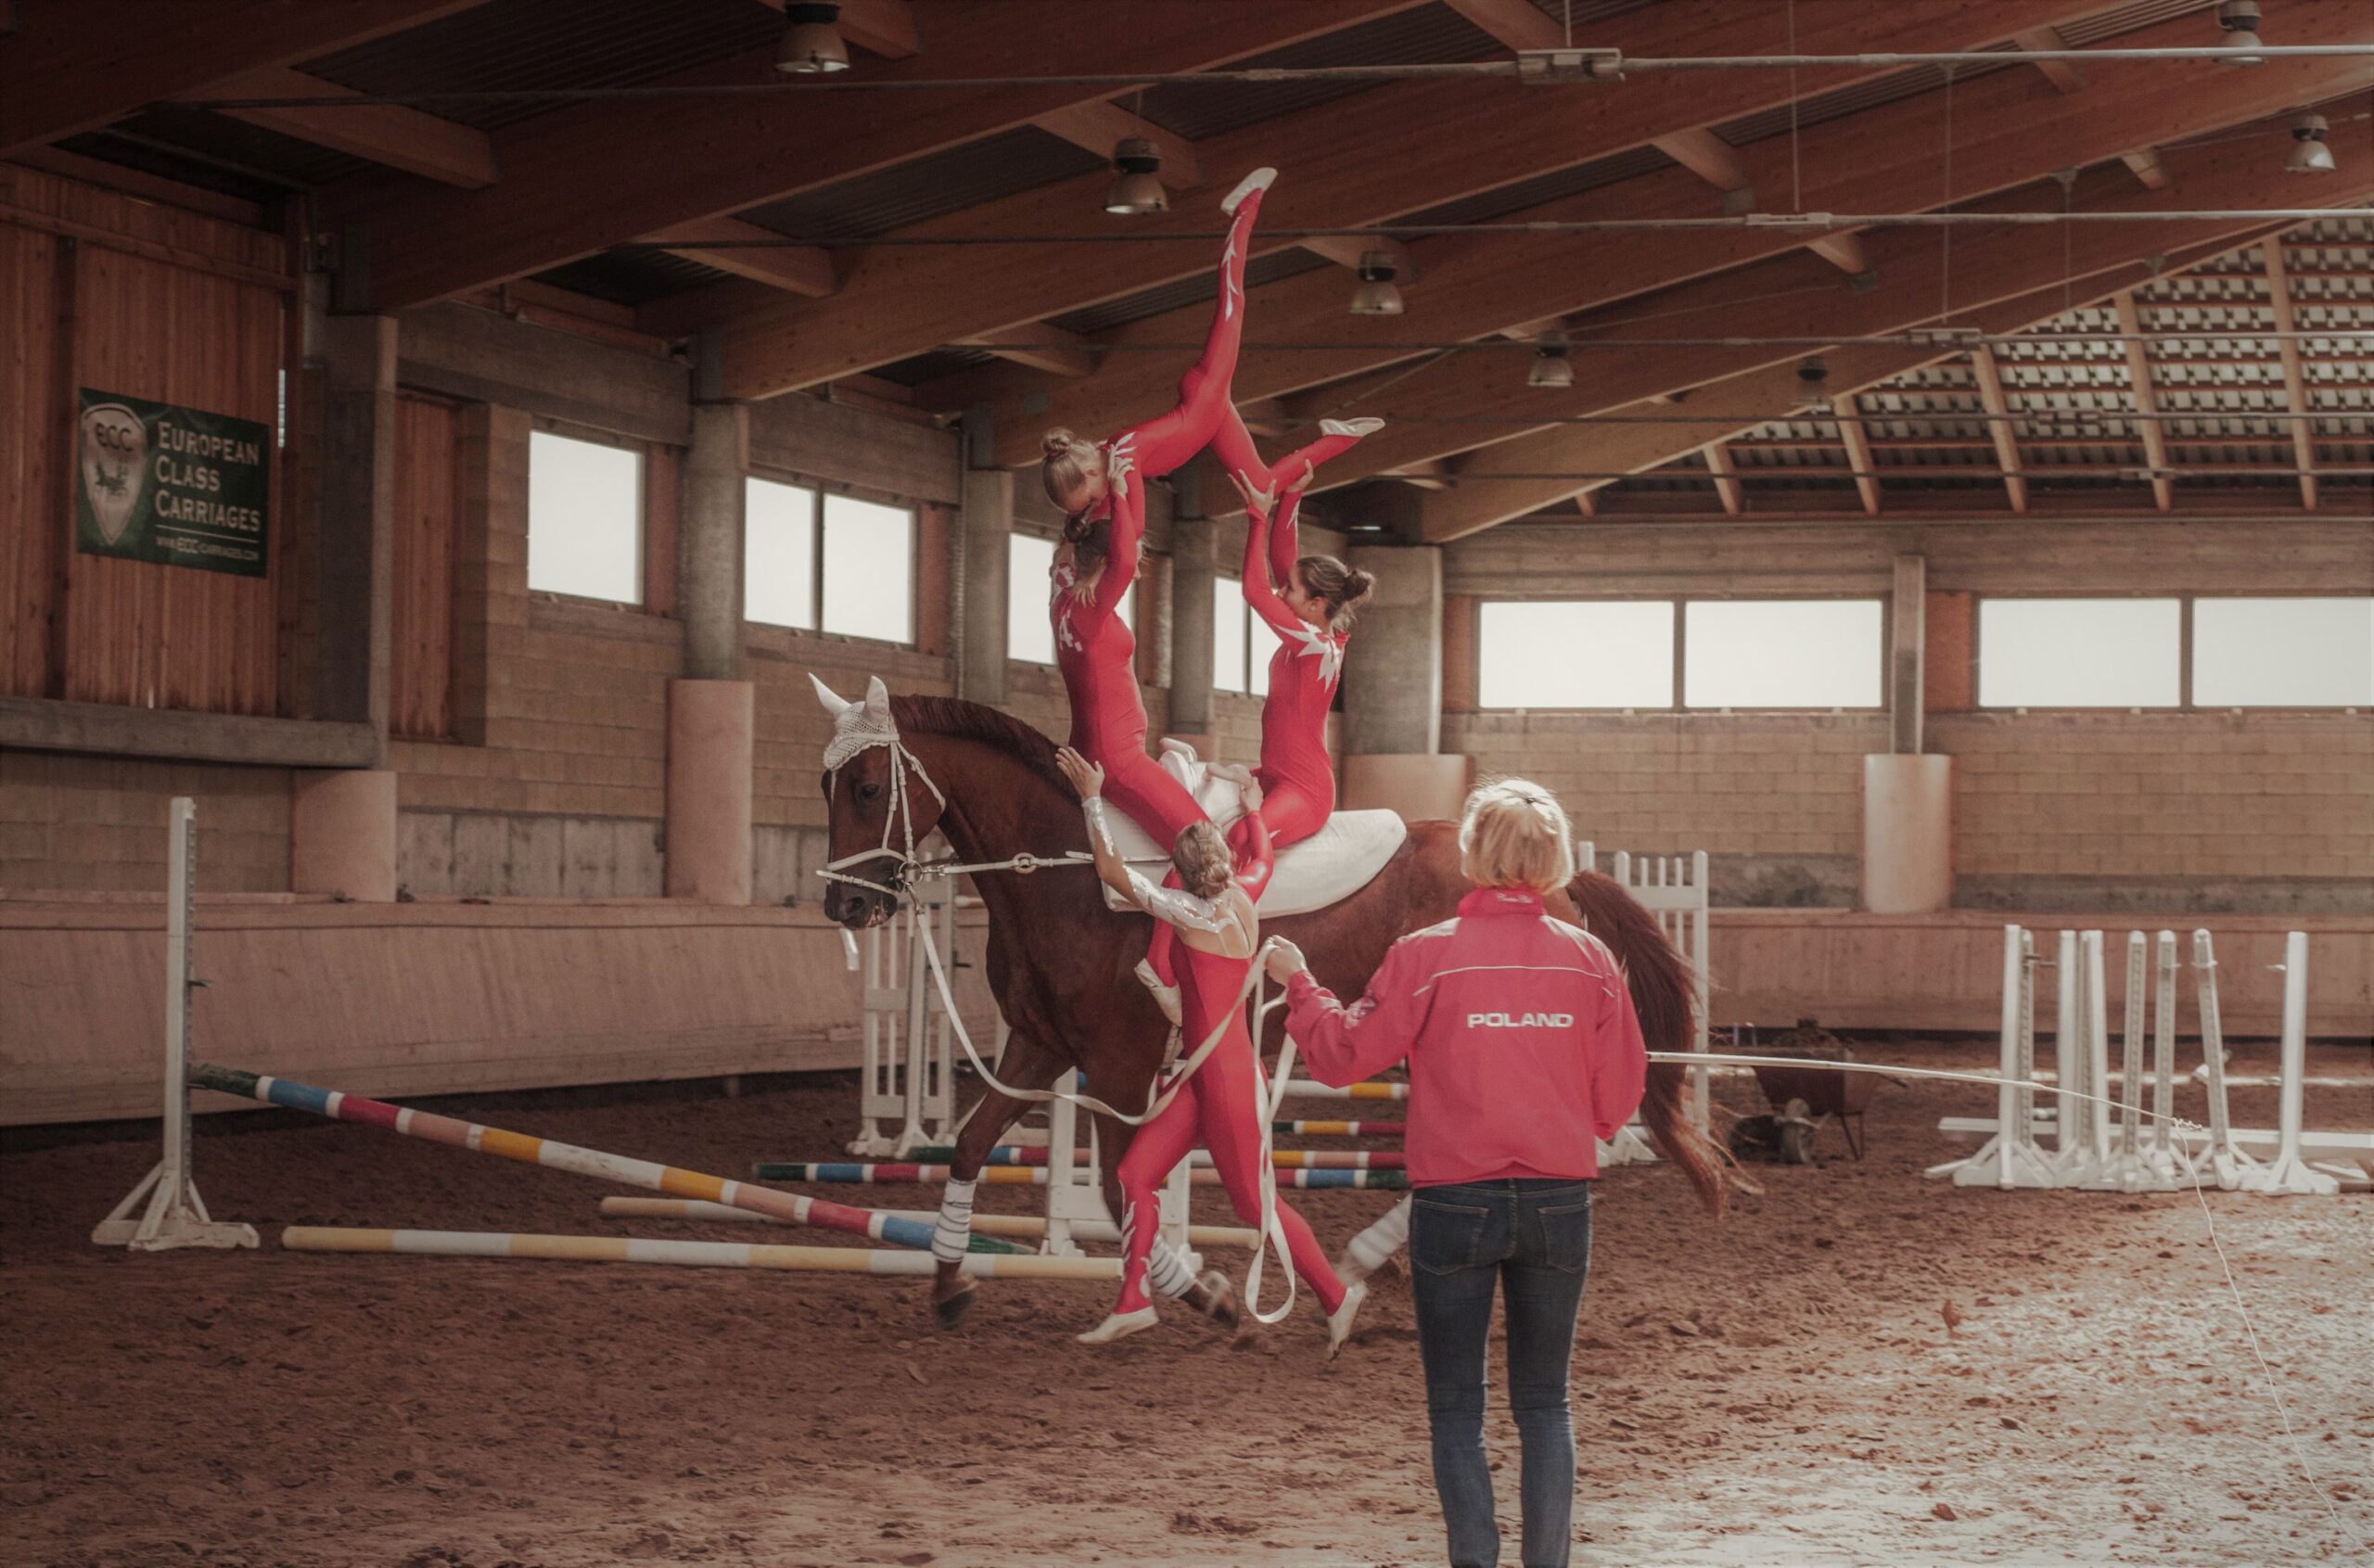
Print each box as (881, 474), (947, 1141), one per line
(1100, 774), (1408, 919)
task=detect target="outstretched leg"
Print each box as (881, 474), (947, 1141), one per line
(1080, 1085), (1203, 1344)
(1122, 174), (1272, 478)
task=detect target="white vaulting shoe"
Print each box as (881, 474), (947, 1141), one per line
(1221, 167), (1278, 215)
(1327, 1281), (1369, 1360)
(1078, 1307), (1160, 1345)
(1134, 958), (1183, 1026)
(1321, 417), (1385, 438)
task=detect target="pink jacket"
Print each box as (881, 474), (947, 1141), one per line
(1283, 887), (1648, 1185)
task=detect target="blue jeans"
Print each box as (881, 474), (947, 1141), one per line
(1410, 1179), (1594, 1568)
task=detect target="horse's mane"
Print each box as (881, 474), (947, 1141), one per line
(891, 695), (1069, 793)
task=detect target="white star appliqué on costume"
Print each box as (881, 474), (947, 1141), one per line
(1052, 560), (1082, 654)
(1286, 624), (1345, 689)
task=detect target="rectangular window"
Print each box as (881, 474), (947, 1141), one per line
(1978, 598), (2181, 708)
(1213, 576), (1248, 694)
(1684, 600), (1883, 709)
(1480, 600), (1675, 708)
(740, 480), (915, 645)
(1008, 533), (1055, 665)
(744, 477), (816, 630)
(2193, 596), (2373, 708)
(528, 429), (642, 604)
(821, 493), (913, 644)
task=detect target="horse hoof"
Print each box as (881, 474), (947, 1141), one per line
(932, 1281), (977, 1332)
(1193, 1269), (1239, 1332)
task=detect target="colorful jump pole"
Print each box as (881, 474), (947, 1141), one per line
(874, 1146), (1402, 1170)
(753, 1160), (1409, 1191)
(188, 1064), (1022, 1255)
(1272, 1120), (1406, 1138)
(283, 1227), (1114, 1280)
(1278, 1079), (1408, 1101)
(596, 1197), (1259, 1250)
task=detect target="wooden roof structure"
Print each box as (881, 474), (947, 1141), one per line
(10, 0), (2368, 534)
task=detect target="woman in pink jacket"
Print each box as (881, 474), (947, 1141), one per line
(1266, 779), (1645, 1568)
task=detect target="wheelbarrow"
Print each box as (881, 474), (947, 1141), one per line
(1745, 1019), (1879, 1164)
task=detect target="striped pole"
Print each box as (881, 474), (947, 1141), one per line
(188, 1064), (1021, 1256)
(1278, 1079), (1409, 1101)
(597, 1197), (1259, 1250)
(1272, 1120), (1406, 1138)
(283, 1227), (1114, 1280)
(754, 1160), (1409, 1191)
(856, 1146), (1402, 1170)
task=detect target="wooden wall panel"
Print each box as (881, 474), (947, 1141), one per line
(390, 392), (460, 739)
(0, 220), (66, 698)
(60, 243), (284, 716)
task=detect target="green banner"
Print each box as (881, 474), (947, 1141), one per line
(75, 389), (271, 579)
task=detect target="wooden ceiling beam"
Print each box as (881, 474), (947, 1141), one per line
(2, 0), (491, 158)
(1029, 99), (1203, 190)
(1703, 440), (1744, 516)
(2113, 290), (2175, 511)
(319, 0), (1419, 310)
(2258, 239), (2320, 510)
(2013, 26), (2090, 94)
(1653, 126), (1755, 210)
(1293, 110), (2374, 494)
(642, 216), (837, 297)
(976, 0), (2369, 464)
(953, 323), (1098, 378)
(1967, 344), (2030, 513)
(1832, 395), (1883, 516)
(722, 0), (2126, 404)
(1413, 231), (2287, 542)
(190, 65), (496, 187)
(2120, 147), (2170, 189)
(1806, 231), (1872, 278)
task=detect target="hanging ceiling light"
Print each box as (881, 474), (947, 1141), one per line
(776, 4), (849, 74)
(1527, 338), (1574, 389)
(2286, 112), (2335, 174)
(2214, 1), (2265, 67)
(1793, 355), (1832, 414)
(1103, 138), (1168, 215)
(1349, 250), (1404, 315)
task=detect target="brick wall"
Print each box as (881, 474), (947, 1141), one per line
(0, 752), (290, 893)
(1443, 710), (1883, 905)
(1939, 712), (2374, 911)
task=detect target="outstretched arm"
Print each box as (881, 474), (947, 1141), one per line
(1275, 935), (1431, 1088)
(1091, 453), (1143, 621)
(1056, 746), (1233, 937)
(1269, 459), (1313, 590)
(1230, 471), (1302, 639)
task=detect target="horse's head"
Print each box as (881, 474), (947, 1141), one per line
(811, 673), (946, 929)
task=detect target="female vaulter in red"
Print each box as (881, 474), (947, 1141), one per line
(1054, 746), (1363, 1355)
(1140, 458), (1380, 1004)
(1042, 167), (1278, 851)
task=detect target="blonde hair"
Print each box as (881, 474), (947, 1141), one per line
(1041, 428), (1097, 514)
(1172, 821), (1233, 900)
(1458, 777), (1576, 895)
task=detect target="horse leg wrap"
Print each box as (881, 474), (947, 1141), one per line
(931, 1178), (979, 1264)
(1146, 1238), (1198, 1299)
(1345, 1195), (1411, 1276)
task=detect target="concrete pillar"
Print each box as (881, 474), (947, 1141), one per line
(1168, 515), (1217, 740)
(666, 680), (754, 903)
(1888, 553), (1925, 754)
(317, 314), (396, 759)
(959, 468), (1013, 704)
(682, 402), (748, 682)
(291, 770), (397, 901)
(1862, 754), (1953, 912)
(1342, 545), (1466, 817)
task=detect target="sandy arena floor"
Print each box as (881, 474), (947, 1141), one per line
(3, 1039), (2368, 1568)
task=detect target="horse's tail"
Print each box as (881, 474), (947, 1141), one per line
(1567, 869), (1730, 1219)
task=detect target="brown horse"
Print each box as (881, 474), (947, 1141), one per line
(817, 690), (1727, 1329)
